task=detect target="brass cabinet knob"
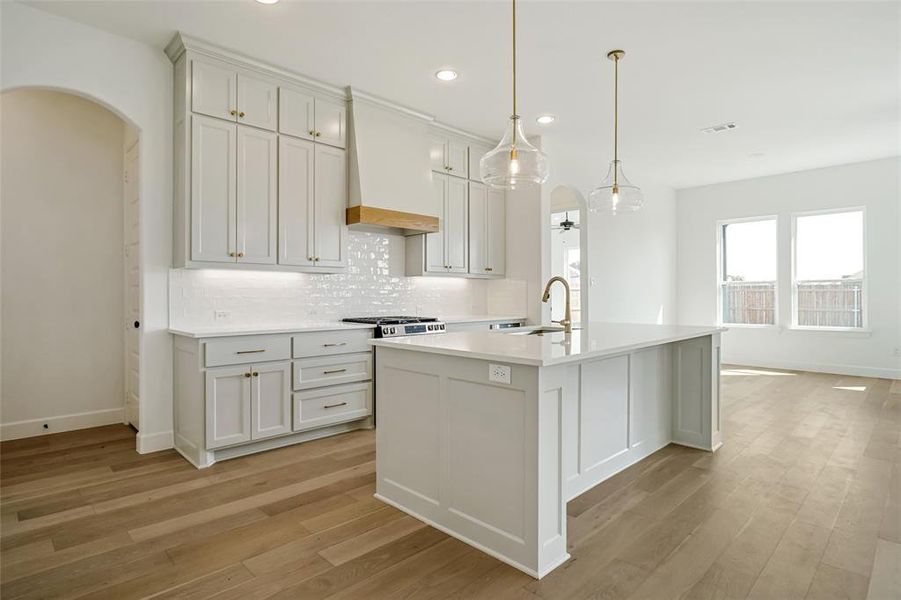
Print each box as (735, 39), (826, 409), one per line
(448, 166), (454, 171)
(229, 251), (236, 257)
(229, 109), (237, 116)
(252, 372), (259, 377)
(244, 372), (251, 378)
(237, 252), (245, 258)
(239, 111), (245, 118)
(314, 131), (321, 137)
(485, 267), (493, 272)
(314, 257), (320, 261)
(308, 130), (315, 136)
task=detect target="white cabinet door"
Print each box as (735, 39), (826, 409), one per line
(237, 74), (278, 131)
(251, 361), (292, 440)
(446, 139), (468, 178)
(279, 87), (315, 141)
(468, 182), (489, 275)
(425, 174), (447, 273)
(314, 98), (347, 149)
(191, 115), (237, 263)
(192, 60), (237, 122)
(278, 136), (315, 266)
(205, 366), (252, 449)
(236, 126), (277, 264)
(487, 187), (506, 276)
(429, 135), (447, 173)
(469, 143), (491, 183)
(445, 176), (469, 273)
(313, 145), (347, 268)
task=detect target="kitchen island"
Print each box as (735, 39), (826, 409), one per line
(370, 322), (724, 578)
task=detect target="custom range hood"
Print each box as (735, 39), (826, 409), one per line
(346, 89), (439, 235)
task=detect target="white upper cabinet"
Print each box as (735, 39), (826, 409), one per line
(280, 88), (346, 149)
(424, 175), (447, 273)
(469, 143), (492, 184)
(236, 74), (278, 131)
(278, 138), (347, 270)
(486, 187), (506, 276)
(313, 145), (348, 268)
(192, 60), (237, 122)
(445, 176), (469, 272)
(430, 133), (469, 178)
(468, 182), (506, 277)
(314, 98), (347, 149)
(191, 115), (237, 263)
(278, 136), (315, 266)
(279, 87), (315, 141)
(236, 126), (277, 264)
(192, 60), (276, 131)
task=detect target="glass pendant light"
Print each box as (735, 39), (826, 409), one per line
(588, 50), (643, 213)
(480, 0), (548, 189)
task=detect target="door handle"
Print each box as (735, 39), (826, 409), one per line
(236, 349), (266, 354)
(322, 342), (347, 347)
(323, 368), (347, 375)
(323, 402), (348, 409)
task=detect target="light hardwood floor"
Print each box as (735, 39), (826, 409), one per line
(1, 366), (899, 599)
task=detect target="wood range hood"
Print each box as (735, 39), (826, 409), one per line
(346, 89), (440, 236)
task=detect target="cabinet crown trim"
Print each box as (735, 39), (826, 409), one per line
(166, 32), (346, 100)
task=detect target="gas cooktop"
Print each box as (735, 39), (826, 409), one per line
(342, 316), (445, 338)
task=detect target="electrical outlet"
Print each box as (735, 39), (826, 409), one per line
(214, 310), (231, 321)
(489, 363), (512, 385)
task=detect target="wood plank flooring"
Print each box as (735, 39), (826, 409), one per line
(2, 366), (899, 599)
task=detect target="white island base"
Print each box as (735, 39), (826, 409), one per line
(373, 324), (722, 578)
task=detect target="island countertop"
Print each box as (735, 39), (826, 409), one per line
(370, 322), (725, 367)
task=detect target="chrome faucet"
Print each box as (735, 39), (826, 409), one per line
(541, 276), (573, 334)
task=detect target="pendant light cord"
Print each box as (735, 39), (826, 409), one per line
(511, 0), (518, 152)
(613, 53), (619, 186)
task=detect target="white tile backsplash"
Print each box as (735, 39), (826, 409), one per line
(169, 231), (527, 328)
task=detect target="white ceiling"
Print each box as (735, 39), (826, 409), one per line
(25, 0), (900, 189)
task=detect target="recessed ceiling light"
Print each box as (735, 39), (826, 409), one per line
(255, 0), (279, 4)
(435, 69), (458, 81)
(536, 114), (556, 125)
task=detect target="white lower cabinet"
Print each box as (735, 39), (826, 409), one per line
(174, 329), (374, 468)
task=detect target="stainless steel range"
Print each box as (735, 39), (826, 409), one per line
(342, 316), (447, 338)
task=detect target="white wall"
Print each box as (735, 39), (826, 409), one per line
(170, 231), (528, 329)
(677, 158), (901, 379)
(541, 138), (679, 326)
(1, 2), (174, 451)
(0, 90), (125, 439)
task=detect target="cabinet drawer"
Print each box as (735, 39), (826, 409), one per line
(293, 329), (372, 358)
(293, 353), (372, 390)
(293, 382), (371, 431)
(204, 335), (291, 367)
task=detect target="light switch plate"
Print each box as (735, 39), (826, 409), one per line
(489, 363), (512, 385)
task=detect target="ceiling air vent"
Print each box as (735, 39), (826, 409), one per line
(701, 122), (738, 134)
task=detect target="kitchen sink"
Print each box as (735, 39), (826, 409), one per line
(503, 326), (571, 336)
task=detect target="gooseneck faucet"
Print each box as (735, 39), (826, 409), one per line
(541, 276), (573, 334)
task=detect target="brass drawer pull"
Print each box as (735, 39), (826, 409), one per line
(323, 402), (348, 409)
(236, 349), (266, 354)
(323, 368), (347, 375)
(252, 372), (259, 377)
(322, 342), (347, 347)
(244, 372), (251, 378)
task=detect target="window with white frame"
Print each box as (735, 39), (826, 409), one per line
(793, 209), (865, 329)
(718, 218), (777, 325)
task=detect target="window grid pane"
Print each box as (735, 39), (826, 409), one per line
(720, 219), (776, 325)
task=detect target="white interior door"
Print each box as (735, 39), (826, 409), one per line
(123, 141), (141, 429)
(445, 176), (469, 273)
(236, 126), (277, 264)
(278, 136), (315, 266)
(313, 144), (347, 267)
(191, 115), (237, 263)
(251, 361), (292, 440)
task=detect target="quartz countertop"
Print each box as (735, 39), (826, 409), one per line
(168, 315), (527, 339)
(369, 322), (726, 367)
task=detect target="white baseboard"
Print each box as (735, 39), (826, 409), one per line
(724, 357), (900, 380)
(0, 408), (125, 441)
(136, 430), (174, 454)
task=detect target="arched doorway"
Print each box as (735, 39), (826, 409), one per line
(549, 185), (590, 326)
(0, 88), (142, 439)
